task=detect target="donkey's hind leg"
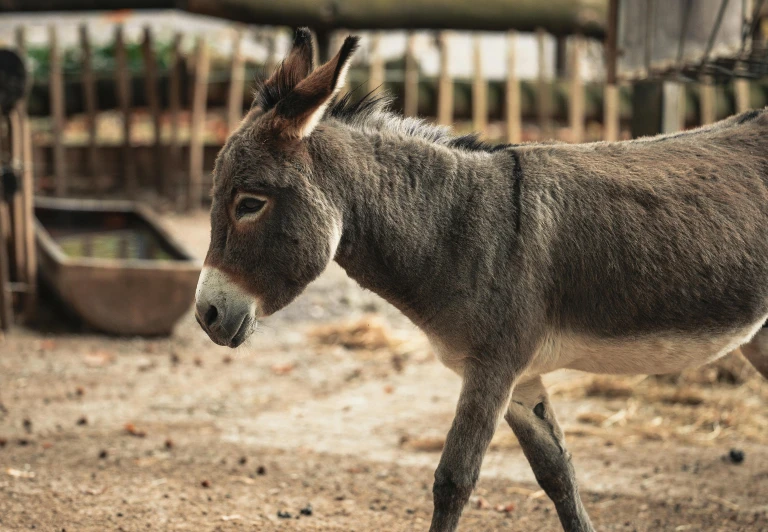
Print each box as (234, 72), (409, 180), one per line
(741, 327), (768, 379)
(505, 377), (594, 532)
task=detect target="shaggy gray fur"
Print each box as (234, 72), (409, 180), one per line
(197, 29), (768, 532)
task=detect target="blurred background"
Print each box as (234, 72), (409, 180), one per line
(0, 1), (767, 530)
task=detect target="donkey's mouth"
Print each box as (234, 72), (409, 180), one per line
(228, 316), (255, 348)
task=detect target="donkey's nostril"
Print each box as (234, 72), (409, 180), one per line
(204, 305), (219, 328)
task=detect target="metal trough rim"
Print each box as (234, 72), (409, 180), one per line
(34, 197), (202, 272)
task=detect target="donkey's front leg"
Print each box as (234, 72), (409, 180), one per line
(505, 377), (594, 532)
(429, 362), (516, 532)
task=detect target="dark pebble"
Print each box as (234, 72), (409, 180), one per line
(256, 465), (266, 475)
(76, 417), (88, 426)
(729, 449), (745, 464)
(201, 480), (210, 488)
(300, 504), (313, 516)
(99, 450), (108, 459)
(277, 510), (292, 519)
(238, 456), (247, 465)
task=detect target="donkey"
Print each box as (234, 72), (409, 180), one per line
(195, 28), (768, 532)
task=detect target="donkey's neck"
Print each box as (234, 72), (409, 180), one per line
(315, 126), (520, 328)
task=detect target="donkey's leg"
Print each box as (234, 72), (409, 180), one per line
(429, 363), (516, 532)
(504, 377), (594, 532)
(741, 327), (768, 379)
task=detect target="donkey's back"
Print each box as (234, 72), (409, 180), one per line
(517, 109), (768, 375)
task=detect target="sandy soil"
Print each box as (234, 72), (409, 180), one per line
(1, 212), (767, 531)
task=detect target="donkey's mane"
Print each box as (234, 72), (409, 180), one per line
(254, 68), (509, 153)
(328, 88), (511, 153)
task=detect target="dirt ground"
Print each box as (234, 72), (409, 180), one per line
(1, 212), (767, 532)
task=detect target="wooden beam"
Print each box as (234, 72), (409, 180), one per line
(49, 25), (66, 196)
(568, 36), (584, 143)
(114, 24), (136, 197)
(403, 33), (418, 117)
(227, 27), (246, 134)
(505, 31), (521, 144)
(15, 26), (36, 319)
(437, 31), (453, 126)
(189, 36), (209, 210)
(142, 25), (162, 192)
(472, 34), (487, 136)
(79, 23), (99, 188)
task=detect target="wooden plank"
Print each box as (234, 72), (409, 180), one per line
(536, 28), (551, 138)
(10, 109), (25, 287)
(700, 79), (716, 125)
(368, 32), (385, 94)
(227, 27), (245, 133)
(436, 31), (453, 126)
(505, 31), (521, 144)
(49, 25), (67, 196)
(142, 25), (162, 192)
(168, 32), (182, 205)
(603, 84), (619, 141)
(189, 36), (210, 210)
(0, 120), (13, 330)
(472, 34), (487, 136)
(568, 36), (584, 143)
(114, 24), (136, 197)
(16, 26), (36, 319)
(403, 33), (418, 117)
(603, 0), (619, 141)
(734, 78), (751, 113)
(79, 23), (99, 188)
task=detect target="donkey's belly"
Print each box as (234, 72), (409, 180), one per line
(533, 316), (767, 376)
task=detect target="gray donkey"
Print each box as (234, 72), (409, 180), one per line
(195, 29), (768, 531)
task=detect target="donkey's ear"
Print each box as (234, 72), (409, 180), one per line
(253, 27), (314, 111)
(272, 35), (360, 139)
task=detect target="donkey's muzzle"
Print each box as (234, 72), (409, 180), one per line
(195, 267), (257, 348)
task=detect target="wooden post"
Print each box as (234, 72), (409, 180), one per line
(114, 24), (136, 197)
(505, 31), (521, 144)
(603, 0), (619, 141)
(368, 32), (385, 94)
(15, 26), (36, 319)
(168, 32), (182, 204)
(266, 28), (279, 73)
(79, 24), (99, 187)
(734, 78), (751, 113)
(536, 28), (551, 138)
(700, 79), (716, 125)
(142, 25), (162, 192)
(403, 33), (418, 117)
(189, 36), (209, 210)
(49, 25), (67, 196)
(10, 110), (26, 287)
(568, 36), (584, 143)
(472, 34), (487, 136)
(437, 31), (453, 126)
(0, 120), (13, 330)
(227, 27), (246, 133)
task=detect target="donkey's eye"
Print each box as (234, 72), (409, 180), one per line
(236, 197), (266, 219)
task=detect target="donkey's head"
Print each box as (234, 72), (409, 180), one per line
(195, 28), (359, 347)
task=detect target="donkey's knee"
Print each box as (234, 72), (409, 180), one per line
(741, 327), (768, 379)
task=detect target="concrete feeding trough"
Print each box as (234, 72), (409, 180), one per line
(35, 197), (201, 336)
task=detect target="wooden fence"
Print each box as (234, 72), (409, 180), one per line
(9, 23), (768, 213)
